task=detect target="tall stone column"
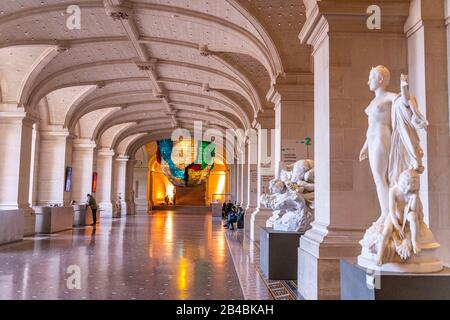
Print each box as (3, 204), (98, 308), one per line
(126, 158), (137, 215)
(96, 148), (115, 216)
(0, 112), (35, 209)
(228, 163), (236, 203)
(113, 155), (129, 215)
(247, 114), (276, 242)
(148, 170), (154, 210)
(36, 129), (72, 205)
(405, 0), (450, 266)
(235, 158), (242, 205)
(71, 139), (96, 203)
(29, 123), (39, 206)
(267, 77), (314, 177)
(297, 0), (410, 299)
(246, 133), (258, 214)
(240, 143), (249, 207)
(0, 111), (36, 235)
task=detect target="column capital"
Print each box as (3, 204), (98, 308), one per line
(73, 138), (96, 150)
(405, 0), (446, 36)
(127, 158), (138, 166)
(39, 128), (71, 140)
(300, 0), (410, 48)
(255, 113), (275, 130)
(0, 111), (37, 126)
(266, 77), (314, 105)
(115, 154), (130, 162)
(97, 148), (116, 157)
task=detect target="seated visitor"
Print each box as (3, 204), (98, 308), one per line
(222, 202), (227, 218)
(236, 207), (245, 229)
(223, 206), (238, 230)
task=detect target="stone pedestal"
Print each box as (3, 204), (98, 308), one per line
(73, 204), (95, 226)
(211, 203), (222, 217)
(340, 259), (450, 300)
(23, 207), (36, 236)
(34, 206), (74, 233)
(0, 210), (24, 245)
(260, 227), (303, 280)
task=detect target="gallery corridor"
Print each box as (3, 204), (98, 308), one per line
(0, 212), (244, 300)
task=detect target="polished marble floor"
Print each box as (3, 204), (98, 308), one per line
(0, 211), (245, 300)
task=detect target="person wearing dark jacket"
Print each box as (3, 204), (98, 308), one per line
(86, 194), (98, 225)
(223, 206), (238, 230)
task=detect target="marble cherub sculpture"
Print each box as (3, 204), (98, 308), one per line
(358, 66), (442, 272)
(261, 159), (315, 233)
(377, 169), (423, 265)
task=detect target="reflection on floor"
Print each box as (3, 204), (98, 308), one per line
(224, 228), (299, 300)
(223, 228), (272, 300)
(0, 211), (244, 300)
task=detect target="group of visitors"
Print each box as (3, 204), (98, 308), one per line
(222, 200), (245, 231)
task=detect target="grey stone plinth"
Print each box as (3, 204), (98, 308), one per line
(34, 206), (74, 233)
(211, 203), (222, 217)
(340, 259), (450, 300)
(260, 227), (303, 280)
(0, 209), (24, 245)
(73, 204), (94, 226)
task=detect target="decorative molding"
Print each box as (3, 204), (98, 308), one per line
(56, 41), (70, 53)
(96, 81), (106, 89)
(134, 59), (157, 71)
(104, 2), (133, 21)
(152, 89), (166, 99)
(202, 83), (211, 93)
(199, 44), (212, 57)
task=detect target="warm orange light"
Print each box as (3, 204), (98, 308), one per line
(215, 228), (225, 264)
(164, 212), (173, 243)
(215, 173), (226, 201)
(166, 182), (174, 197)
(177, 257), (189, 299)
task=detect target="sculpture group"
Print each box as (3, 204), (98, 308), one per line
(261, 159), (315, 233)
(358, 66), (442, 272)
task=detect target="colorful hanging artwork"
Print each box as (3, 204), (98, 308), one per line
(156, 139), (215, 187)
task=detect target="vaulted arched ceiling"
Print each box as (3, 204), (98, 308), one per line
(0, 0), (310, 157)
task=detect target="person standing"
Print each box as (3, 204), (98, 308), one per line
(86, 194), (98, 226)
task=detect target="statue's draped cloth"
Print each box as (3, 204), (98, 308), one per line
(389, 96), (425, 185)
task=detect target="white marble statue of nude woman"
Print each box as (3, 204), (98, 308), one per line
(359, 66), (398, 222)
